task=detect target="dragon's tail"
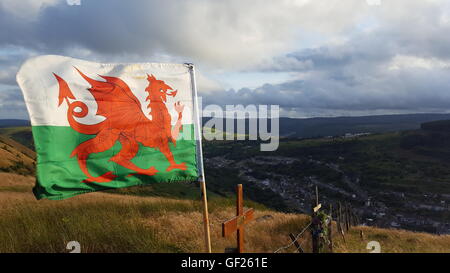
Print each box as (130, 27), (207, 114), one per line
(54, 73), (105, 135)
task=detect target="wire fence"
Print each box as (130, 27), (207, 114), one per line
(273, 222), (311, 253)
(272, 198), (360, 253)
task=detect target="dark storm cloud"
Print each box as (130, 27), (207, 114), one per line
(206, 61), (450, 117)
(0, 0), (368, 67)
(0, 87), (27, 119)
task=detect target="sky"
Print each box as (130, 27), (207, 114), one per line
(1, 0), (450, 119)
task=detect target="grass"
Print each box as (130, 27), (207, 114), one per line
(0, 133), (35, 159)
(0, 184), (300, 253)
(332, 225), (450, 253)
(0, 134), (35, 176)
(0, 172), (449, 253)
(0, 201), (182, 253)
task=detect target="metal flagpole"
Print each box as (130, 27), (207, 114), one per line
(186, 63), (212, 253)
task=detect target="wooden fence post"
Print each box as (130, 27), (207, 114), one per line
(315, 185), (319, 206)
(328, 204), (333, 253)
(338, 202), (344, 235)
(351, 208), (357, 226)
(345, 203), (350, 231)
(348, 205), (352, 228)
(350, 205), (354, 228)
(311, 201), (320, 253)
(336, 211), (341, 234)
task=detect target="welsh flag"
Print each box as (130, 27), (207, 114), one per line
(17, 55), (203, 200)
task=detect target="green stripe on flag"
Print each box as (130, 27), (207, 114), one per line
(32, 125), (198, 200)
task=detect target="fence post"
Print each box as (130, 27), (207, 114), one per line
(315, 185), (319, 206)
(338, 202), (343, 235)
(350, 205), (354, 228)
(336, 210), (341, 234)
(328, 204), (333, 253)
(348, 205), (352, 228)
(352, 208), (357, 226)
(345, 203), (350, 231)
(311, 201), (320, 253)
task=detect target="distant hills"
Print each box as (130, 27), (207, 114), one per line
(203, 113), (450, 138)
(0, 119), (30, 128)
(421, 119), (450, 132)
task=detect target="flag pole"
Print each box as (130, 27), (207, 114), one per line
(200, 179), (212, 253)
(186, 63), (212, 253)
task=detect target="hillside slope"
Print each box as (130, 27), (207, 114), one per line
(0, 172), (449, 253)
(0, 126), (34, 150)
(0, 134), (35, 175)
(204, 128), (450, 234)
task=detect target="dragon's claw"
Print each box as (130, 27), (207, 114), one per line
(126, 166), (159, 177)
(82, 171), (117, 183)
(141, 166), (159, 176)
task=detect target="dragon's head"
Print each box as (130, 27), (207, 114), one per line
(145, 74), (177, 103)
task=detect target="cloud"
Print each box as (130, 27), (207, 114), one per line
(0, 0), (369, 69)
(204, 65), (450, 118)
(0, 86), (28, 119)
(2, 0), (450, 119)
(0, 66), (17, 85)
(202, 0), (450, 116)
(0, 0), (58, 20)
(388, 55), (450, 71)
(0, 47), (36, 85)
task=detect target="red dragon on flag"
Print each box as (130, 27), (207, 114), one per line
(53, 69), (187, 183)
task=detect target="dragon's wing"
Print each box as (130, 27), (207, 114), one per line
(76, 68), (147, 124)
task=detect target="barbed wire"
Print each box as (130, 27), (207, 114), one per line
(273, 222), (312, 253)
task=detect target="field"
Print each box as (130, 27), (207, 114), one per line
(0, 172), (449, 253)
(0, 134), (35, 175)
(1, 120), (450, 252)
